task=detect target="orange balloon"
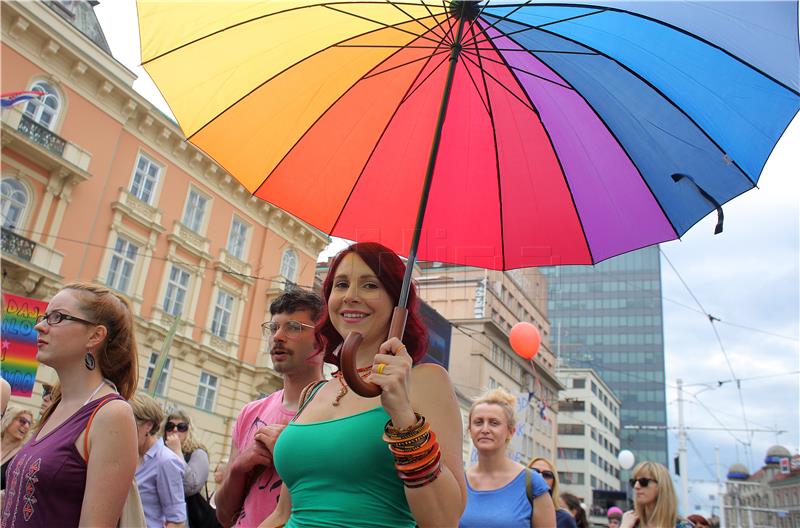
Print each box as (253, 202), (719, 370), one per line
(509, 322), (541, 359)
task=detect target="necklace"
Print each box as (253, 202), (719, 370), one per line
(82, 378), (118, 406)
(332, 365), (372, 406)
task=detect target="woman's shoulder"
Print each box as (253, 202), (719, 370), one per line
(410, 363), (453, 393)
(90, 398), (134, 428)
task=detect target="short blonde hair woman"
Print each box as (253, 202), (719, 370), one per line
(460, 388), (556, 527)
(527, 457), (576, 528)
(621, 461), (692, 528)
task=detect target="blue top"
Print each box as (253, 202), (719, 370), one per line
(135, 438), (186, 528)
(460, 468), (549, 528)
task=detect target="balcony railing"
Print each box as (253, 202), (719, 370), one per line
(17, 115), (66, 157)
(1, 228), (35, 262)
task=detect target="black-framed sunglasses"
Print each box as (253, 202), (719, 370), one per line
(165, 422), (189, 433)
(629, 477), (657, 488)
(532, 468), (555, 480)
(261, 320), (315, 339)
(36, 311), (97, 327)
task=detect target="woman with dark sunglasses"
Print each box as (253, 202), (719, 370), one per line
(0, 408), (33, 491)
(164, 410), (218, 528)
(621, 462), (692, 528)
(528, 457), (576, 528)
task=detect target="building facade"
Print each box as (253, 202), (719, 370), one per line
(540, 246), (668, 467)
(556, 367), (623, 520)
(725, 446), (800, 528)
(414, 263), (563, 464)
(1, 0), (328, 468)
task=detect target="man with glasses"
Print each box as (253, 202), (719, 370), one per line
(215, 289), (324, 528)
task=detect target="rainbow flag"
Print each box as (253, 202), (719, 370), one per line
(1, 293), (47, 397)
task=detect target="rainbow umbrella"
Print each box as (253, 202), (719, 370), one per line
(138, 1), (799, 394)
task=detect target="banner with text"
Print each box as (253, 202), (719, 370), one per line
(1, 293), (46, 397)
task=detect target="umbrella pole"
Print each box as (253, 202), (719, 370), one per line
(399, 12), (468, 309)
(341, 11), (469, 397)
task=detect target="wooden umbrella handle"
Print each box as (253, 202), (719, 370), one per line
(340, 307), (409, 397)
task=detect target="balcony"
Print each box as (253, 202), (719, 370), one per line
(17, 115), (65, 156)
(1, 106), (92, 178)
(216, 249), (253, 283)
(1, 227), (63, 297)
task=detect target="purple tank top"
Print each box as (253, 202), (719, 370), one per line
(1, 393), (123, 528)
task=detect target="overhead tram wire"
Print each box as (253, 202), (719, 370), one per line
(660, 248), (755, 467)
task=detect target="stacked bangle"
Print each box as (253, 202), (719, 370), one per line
(384, 412), (442, 488)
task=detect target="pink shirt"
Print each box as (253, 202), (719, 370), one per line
(231, 390), (294, 528)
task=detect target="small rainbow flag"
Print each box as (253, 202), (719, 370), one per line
(1, 293), (47, 397)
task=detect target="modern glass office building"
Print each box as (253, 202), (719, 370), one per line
(541, 245), (668, 467)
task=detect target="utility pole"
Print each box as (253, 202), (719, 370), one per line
(716, 446), (726, 528)
(677, 379), (689, 516)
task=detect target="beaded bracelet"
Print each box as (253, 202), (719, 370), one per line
(389, 431), (438, 458)
(404, 464), (443, 488)
(384, 413), (426, 439)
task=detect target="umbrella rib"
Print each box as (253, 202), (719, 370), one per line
(467, 23), (507, 270)
(398, 53), (451, 107)
(437, 0), (456, 45)
(387, 0), (435, 33)
(328, 41), (451, 235)
(458, 53), (538, 116)
(362, 48), (452, 80)
(462, 48), (574, 91)
(475, 20), (597, 263)
(140, 1), (432, 65)
(460, 1), (533, 50)
(255, 30), (442, 205)
(323, 4), (441, 46)
(488, 11), (758, 186)
(456, 54), (491, 116)
(185, 16), (441, 142)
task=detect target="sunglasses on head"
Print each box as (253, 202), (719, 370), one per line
(165, 422), (189, 433)
(629, 477), (657, 488)
(531, 468), (555, 480)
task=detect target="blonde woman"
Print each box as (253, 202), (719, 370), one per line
(460, 388), (556, 527)
(621, 461), (692, 528)
(528, 457), (576, 528)
(1, 408), (33, 490)
(3, 282), (139, 527)
(163, 410), (214, 528)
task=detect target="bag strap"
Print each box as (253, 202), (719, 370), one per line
(525, 468), (534, 508)
(292, 380), (326, 423)
(83, 394), (119, 460)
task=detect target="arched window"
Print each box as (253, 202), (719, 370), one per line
(280, 249), (298, 284)
(23, 81), (61, 130)
(1, 178), (29, 230)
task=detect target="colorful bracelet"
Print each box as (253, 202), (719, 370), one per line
(403, 464), (443, 488)
(384, 413), (426, 439)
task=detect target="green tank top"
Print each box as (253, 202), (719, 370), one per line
(273, 405), (415, 528)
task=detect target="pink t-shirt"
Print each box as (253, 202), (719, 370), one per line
(231, 390), (295, 528)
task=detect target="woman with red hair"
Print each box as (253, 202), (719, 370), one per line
(261, 242), (466, 528)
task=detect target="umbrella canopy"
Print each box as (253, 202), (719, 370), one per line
(137, 1), (799, 270)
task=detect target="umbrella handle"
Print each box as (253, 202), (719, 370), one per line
(340, 307), (409, 397)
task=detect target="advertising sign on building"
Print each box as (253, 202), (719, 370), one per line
(780, 457), (790, 474)
(1, 293), (46, 397)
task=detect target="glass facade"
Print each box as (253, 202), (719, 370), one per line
(541, 246), (668, 467)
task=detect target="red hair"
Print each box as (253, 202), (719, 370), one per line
(319, 242), (428, 366)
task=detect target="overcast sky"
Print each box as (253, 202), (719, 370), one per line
(96, 1), (798, 516)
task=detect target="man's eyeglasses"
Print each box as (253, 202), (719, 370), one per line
(36, 311), (97, 326)
(165, 422), (189, 433)
(532, 468), (555, 480)
(261, 320), (315, 339)
(629, 477), (657, 488)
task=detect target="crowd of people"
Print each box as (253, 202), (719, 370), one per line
(0, 242), (709, 527)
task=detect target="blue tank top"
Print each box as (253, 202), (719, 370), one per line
(459, 468), (549, 528)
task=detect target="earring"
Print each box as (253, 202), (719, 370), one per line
(85, 353), (96, 370)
